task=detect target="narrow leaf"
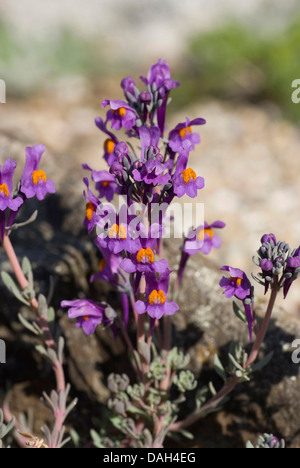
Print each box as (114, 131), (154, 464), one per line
(139, 342), (151, 364)
(251, 351), (274, 373)
(228, 353), (244, 372)
(1, 272), (30, 306)
(208, 381), (217, 396)
(233, 301), (247, 324)
(18, 313), (39, 335)
(179, 429), (194, 440)
(214, 353), (227, 381)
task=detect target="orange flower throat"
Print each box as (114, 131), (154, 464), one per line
(113, 107), (126, 118)
(0, 183), (9, 197)
(229, 276), (242, 287)
(32, 170), (47, 185)
(136, 248), (155, 264)
(104, 138), (115, 154)
(148, 290), (166, 306)
(198, 228), (214, 241)
(182, 168), (197, 184)
(99, 258), (107, 271)
(108, 224), (127, 240)
(86, 202), (96, 221)
(178, 126), (192, 139)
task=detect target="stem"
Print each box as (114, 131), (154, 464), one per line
(2, 234), (65, 392)
(169, 281), (280, 433)
(121, 293), (129, 328)
(155, 320), (163, 350)
(246, 279), (279, 367)
(137, 314), (145, 344)
(130, 291), (139, 325)
(53, 363), (66, 394)
(118, 318), (143, 380)
(169, 378), (239, 432)
(2, 235), (30, 291)
(163, 315), (172, 353)
(137, 275), (146, 359)
(160, 315), (172, 392)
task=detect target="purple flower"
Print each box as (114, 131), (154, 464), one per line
(83, 166), (119, 203)
(138, 126), (160, 161)
(97, 205), (142, 255)
(102, 100), (137, 131)
(140, 91), (152, 105)
(261, 233), (277, 245)
(220, 266), (254, 341)
(90, 245), (123, 284)
(83, 177), (102, 234)
(121, 249), (169, 275)
(259, 258), (274, 294)
(120, 226), (169, 275)
(184, 221), (226, 255)
(95, 117), (119, 166)
(219, 266), (251, 300)
(168, 117), (206, 153)
(140, 59), (180, 136)
(61, 299), (114, 335)
(140, 59), (180, 97)
(133, 158), (171, 187)
(0, 159), (23, 212)
(173, 168), (205, 198)
(283, 249), (300, 298)
(135, 271), (179, 320)
(121, 77), (137, 102)
(21, 145), (55, 201)
(92, 171), (119, 202)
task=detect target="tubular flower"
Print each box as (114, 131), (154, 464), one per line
(219, 266), (251, 300)
(121, 247), (169, 275)
(184, 221), (226, 256)
(21, 145), (55, 201)
(83, 177), (102, 234)
(283, 247), (300, 299)
(133, 158), (171, 187)
(140, 59), (180, 97)
(61, 299), (115, 335)
(95, 117), (119, 165)
(173, 168), (205, 198)
(97, 206), (142, 255)
(102, 100), (137, 131)
(121, 77), (137, 102)
(220, 266), (254, 341)
(168, 117), (206, 153)
(0, 159), (23, 212)
(135, 271), (179, 319)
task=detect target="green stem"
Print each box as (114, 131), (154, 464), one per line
(117, 318), (143, 380)
(169, 280), (280, 433)
(2, 234), (65, 393)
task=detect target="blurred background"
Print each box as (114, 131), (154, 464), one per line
(1, 0), (300, 309)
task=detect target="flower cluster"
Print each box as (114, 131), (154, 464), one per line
(0, 145), (55, 240)
(254, 233), (300, 298)
(219, 233), (300, 343)
(62, 59), (225, 335)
